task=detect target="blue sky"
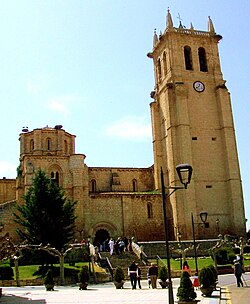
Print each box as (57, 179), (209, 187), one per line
(0, 1), (249, 230)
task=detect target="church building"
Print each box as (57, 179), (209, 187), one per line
(0, 9), (246, 245)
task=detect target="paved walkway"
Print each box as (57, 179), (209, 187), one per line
(0, 275), (249, 304)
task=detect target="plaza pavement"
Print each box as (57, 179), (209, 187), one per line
(1, 275), (250, 304)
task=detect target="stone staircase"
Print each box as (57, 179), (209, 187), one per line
(98, 251), (150, 280)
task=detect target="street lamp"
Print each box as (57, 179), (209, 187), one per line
(87, 237), (91, 275)
(191, 213), (198, 274)
(161, 164), (193, 304)
(177, 231), (183, 270)
(216, 218), (220, 235)
(200, 212), (208, 224)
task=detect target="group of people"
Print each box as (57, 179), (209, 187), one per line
(96, 237), (133, 255)
(183, 256), (246, 289)
(128, 255), (246, 290)
(128, 261), (158, 290)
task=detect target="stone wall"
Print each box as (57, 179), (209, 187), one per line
(0, 179), (16, 204)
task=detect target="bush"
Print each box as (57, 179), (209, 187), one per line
(244, 246), (250, 254)
(198, 265), (217, 288)
(0, 265), (14, 280)
(78, 266), (89, 283)
(158, 266), (168, 282)
(212, 247), (235, 265)
(113, 267), (125, 283)
(177, 271), (197, 302)
(44, 269), (54, 286)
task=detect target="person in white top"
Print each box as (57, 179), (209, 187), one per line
(108, 238), (114, 255)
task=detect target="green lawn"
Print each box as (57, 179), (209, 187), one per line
(12, 262), (89, 280)
(149, 257), (214, 271)
(7, 255), (250, 280)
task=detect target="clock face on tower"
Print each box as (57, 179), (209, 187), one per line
(193, 81), (205, 92)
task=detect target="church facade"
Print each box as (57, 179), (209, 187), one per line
(0, 10), (246, 245)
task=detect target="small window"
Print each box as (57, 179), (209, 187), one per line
(212, 137), (216, 141)
(206, 185), (212, 189)
(51, 171), (59, 185)
(157, 58), (162, 82)
(147, 202), (153, 219)
(30, 139), (34, 151)
(47, 138), (52, 150)
(64, 140), (68, 154)
(132, 179), (138, 192)
(91, 179), (97, 192)
(192, 137), (197, 140)
(184, 46), (193, 70)
(163, 51), (167, 75)
(198, 47), (208, 72)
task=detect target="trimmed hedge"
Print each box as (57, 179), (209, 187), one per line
(0, 265), (14, 280)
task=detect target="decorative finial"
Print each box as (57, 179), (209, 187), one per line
(166, 8), (173, 29)
(208, 16), (215, 34)
(153, 28), (158, 46)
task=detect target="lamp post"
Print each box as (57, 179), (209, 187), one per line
(216, 218), (220, 235)
(87, 237), (91, 275)
(191, 213), (198, 274)
(161, 164), (193, 304)
(200, 212), (208, 238)
(177, 232), (182, 270)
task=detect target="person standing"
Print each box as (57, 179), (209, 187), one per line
(137, 265), (142, 289)
(148, 263), (158, 289)
(234, 259), (244, 287)
(182, 260), (191, 276)
(128, 261), (138, 289)
(108, 238), (114, 255)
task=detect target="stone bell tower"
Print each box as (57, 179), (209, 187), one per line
(148, 10), (246, 239)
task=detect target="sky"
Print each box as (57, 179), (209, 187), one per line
(0, 0), (249, 229)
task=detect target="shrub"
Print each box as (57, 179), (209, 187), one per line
(44, 269), (54, 286)
(243, 246), (250, 253)
(177, 271), (197, 302)
(0, 265), (14, 280)
(78, 266), (89, 283)
(158, 266), (168, 282)
(198, 265), (217, 288)
(212, 247), (235, 265)
(113, 267), (125, 283)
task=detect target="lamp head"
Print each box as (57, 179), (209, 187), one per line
(200, 212), (208, 223)
(176, 164), (193, 189)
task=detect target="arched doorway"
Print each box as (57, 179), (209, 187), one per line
(94, 229), (110, 251)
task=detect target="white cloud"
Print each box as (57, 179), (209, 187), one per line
(0, 161), (16, 178)
(105, 116), (152, 141)
(47, 95), (77, 116)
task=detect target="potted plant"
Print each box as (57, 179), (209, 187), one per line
(198, 265), (217, 297)
(113, 266), (125, 289)
(158, 266), (169, 288)
(44, 269), (55, 291)
(78, 266), (90, 290)
(177, 271), (198, 303)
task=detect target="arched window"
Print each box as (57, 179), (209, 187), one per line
(51, 171), (59, 185)
(47, 138), (52, 151)
(184, 46), (193, 70)
(147, 202), (153, 219)
(157, 58), (162, 82)
(163, 51), (167, 75)
(91, 179), (97, 192)
(64, 140), (68, 154)
(132, 179), (138, 192)
(198, 47), (208, 72)
(30, 139), (34, 152)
